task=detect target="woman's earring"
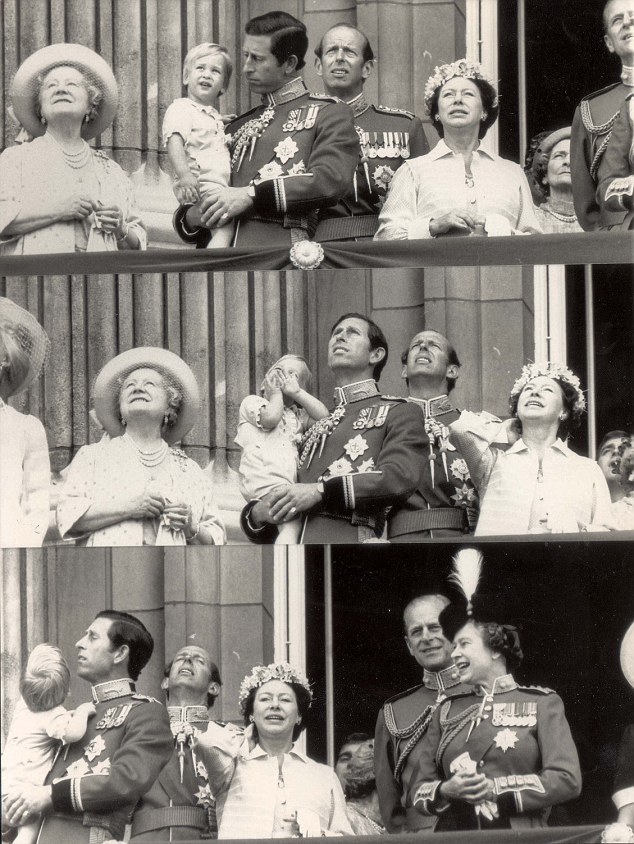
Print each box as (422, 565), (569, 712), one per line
(84, 113), (90, 124)
(41, 116), (47, 125)
(434, 115), (440, 122)
(163, 414), (169, 428)
(249, 715), (254, 723)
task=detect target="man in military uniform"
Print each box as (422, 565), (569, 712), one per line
(174, 11), (358, 248)
(374, 594), (467, 833)
(571, 0), (634, 230)
(240, 313), (427, 543)
(3, 611), (173, 844)
(388, 329), (478, 540)
(130, 645), (232, 840)
(313, 23), (429, 241)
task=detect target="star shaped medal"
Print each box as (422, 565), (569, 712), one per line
(493, 728), (519, 752)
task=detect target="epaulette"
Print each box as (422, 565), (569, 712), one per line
(375, 104), (415, 119)
(131, 693), (163, 703)
(309, 93), (339, 104)
(517, 684), (555, 695)
(383, 682), (426, 707)
(581, 81), (622, 103)
(381, 394), (408, 402)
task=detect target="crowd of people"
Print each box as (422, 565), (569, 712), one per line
(1, 550), (633, 841)
(1, 298), (632, 547)
(2, 4), (634, 253)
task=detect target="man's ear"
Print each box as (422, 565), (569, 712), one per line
(112, 643), (130, 668)
(401, 365), (408, 380)
(362, 60), (373, 81)
(315, 57), (323, 78)
(446, 363), (460, 383)
(285, 54), (299, 75)
(208, 680), (221, 698)
(604, 33), (616, 54)
(370, 346), (386, 367)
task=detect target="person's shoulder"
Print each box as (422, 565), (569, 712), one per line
(580, 81), (623, 105)
(131, 692), (165, 706)
(515, 684), (557, 696)
(383, 682), (427, 707)
(373, 103), (417, 121)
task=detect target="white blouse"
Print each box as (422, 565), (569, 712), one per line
(374, 140), (541, 240)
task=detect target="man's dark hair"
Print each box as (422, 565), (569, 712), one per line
(339, 731), (372, 748)
(245, 11), (308, 70)
(95, 610), (154, 681)
(164, 652), (222, 708)
(598, 430), (630, 452)
(314, 23), (375, 63)
(400, 329), (461, 393)
(330, 312), (388, 381)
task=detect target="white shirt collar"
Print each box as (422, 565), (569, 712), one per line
(429, 138), (497, 162)
(507, 437), (571, 456)
(247, 742), (309, 763)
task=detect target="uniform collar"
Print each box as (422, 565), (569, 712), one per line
(167, 704), (210, 724)
(423, 664), (462, 691)
(333, 379), (381, 406)
(407, 394), (453, 418)
(347, 91), (371, 117)
(91, 677), (136, 704)
(622, 65), (634, 87)
(264, 77), (307, 106)
(476, 674), (517, 696)
(430, 138), (496, 161)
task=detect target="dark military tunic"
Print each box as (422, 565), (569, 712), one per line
(410, 674), (582, 831)
(38, 678), (173, 844)
(387, 396), (478, 541)
(174, 77), (358, 248)
(130, 705), (229, 841)
(597, 94), (634, 219)
(374, 666), (467, 832)
(241, 378), (427, 543)
(613, 724), (634, 814)
(315, 92), (429, 241)
(571, 78), (634, 230)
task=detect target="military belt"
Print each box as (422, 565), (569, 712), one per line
(388, 507), (468, 538)
(315, 214), (379, 241)
(130, 805), (208, 835)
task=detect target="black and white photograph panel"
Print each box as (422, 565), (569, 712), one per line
(1, 541), (633, 841)
(0, 268), (632, 546)
(0, 0), (633, 272)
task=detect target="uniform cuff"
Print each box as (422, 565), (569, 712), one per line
(253, 179), (286, 214)
(51, 779), (78, 814)
(322, 476), (354, 512)
(172, 205), (210, 246)
(240, 501), (279, 544)
(413, 781), (448, 815)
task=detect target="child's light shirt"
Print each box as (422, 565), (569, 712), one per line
(235, 395), (310, 500)
(1, 697), (74, 788)
(162, 97), (231, 191)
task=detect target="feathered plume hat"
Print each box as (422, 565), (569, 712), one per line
(439, 548), (523, 668)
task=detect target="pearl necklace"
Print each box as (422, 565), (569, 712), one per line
(47, 132), (92, 169)
(123, 433), (169, 467)
(542, 204), (578, 224)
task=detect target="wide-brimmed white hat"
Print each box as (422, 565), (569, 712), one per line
(93, 347), (200, 445)
(11, 43), (118, 139)
(621, 621), (634, 690)
(0, 298), (50, 396)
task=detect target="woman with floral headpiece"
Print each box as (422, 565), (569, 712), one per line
(0, 298), (51, 547)
(449, 362), (611, 535)
(409, 549), (581, 832)
(193, 662), (352, 838)
(374, 59), (541, 240)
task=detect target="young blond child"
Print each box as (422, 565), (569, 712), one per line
(235, 355), (329, 544)
(163, 43), (234, 248)
(1, 644), (96, 844)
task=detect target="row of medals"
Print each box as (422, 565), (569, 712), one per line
(360, 131), (411, 159)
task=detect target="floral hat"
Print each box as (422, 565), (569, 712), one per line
(0, 298), (50, 396)
(238, 661), (313, 713)
(424, 58), (498, 115)
(509, 362), (586, 414)
(11, 43), (118, 139)
(92, 347), (201, 445)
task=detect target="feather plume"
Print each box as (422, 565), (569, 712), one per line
(448, 548), (484, 613)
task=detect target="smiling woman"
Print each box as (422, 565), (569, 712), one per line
(193, 662), (353, 839)
(55, 347), (225, 546)
(450, 362), (611, 535)
(0, 44), (146, 254)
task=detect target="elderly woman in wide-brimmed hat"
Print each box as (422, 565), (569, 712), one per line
(410, 549), (581, 832)
(0, 298), (51, 547)
(529, 127), (582, 233)
(56, 347), (224, 546)
(375, 59), (541, 240)
(193, 661), (352, 838)
(450, 362), (611, 535)
(0, 43), (145, 254)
